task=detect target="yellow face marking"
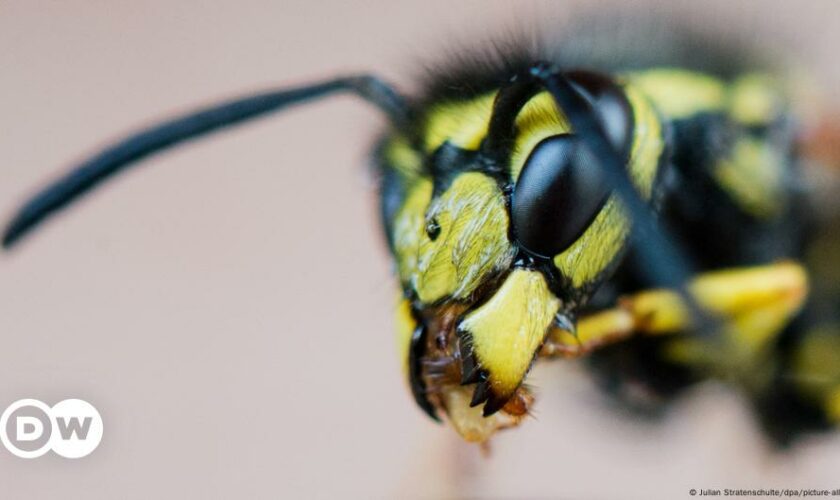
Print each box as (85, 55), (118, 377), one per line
(393, 178), (433, 291)
(395, 298), (416, 375)
(554, 82), (665, 287)
(424, 90), (573, 169)
(383, 135), (423, 178)
(459, 269), (560, 398)
(509, 91), (572, 179)
(423, 93), (496, 152)
(553, 197), (629, 289)
(713, 138), (787, 218)
(728, 73), (783, 126)
(626, 68), (727, 119)
(392, 172), (514, 304)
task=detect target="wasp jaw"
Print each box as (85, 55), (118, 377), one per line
(440, 384), (534, 443)
(459, 351), (523, 418)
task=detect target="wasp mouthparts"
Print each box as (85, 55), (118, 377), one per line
(410, 303), (536, 442)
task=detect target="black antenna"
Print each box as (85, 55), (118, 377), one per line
(2, 75), (410, 249)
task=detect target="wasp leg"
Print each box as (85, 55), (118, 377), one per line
(541, 261), (809, 362)
(541, 309), (636, 359)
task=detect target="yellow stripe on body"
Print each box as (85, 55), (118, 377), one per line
(626, 68), (727, 119)
(712, 137), (787, 218)
(628, 68), (789, 219)
(728, 73), (784, 126)
(626, 68), (785, 125)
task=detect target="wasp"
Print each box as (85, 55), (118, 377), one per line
(4, 19), (840, 445)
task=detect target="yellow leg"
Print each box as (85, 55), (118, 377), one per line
(541, 261), (809, 360)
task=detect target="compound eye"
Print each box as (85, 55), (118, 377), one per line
(511, 134), (610, 257)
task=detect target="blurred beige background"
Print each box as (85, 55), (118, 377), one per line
(2, 1), (840, 499)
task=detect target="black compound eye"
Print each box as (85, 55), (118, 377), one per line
(511, 134), (610, 257)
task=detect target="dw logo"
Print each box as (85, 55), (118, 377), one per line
(0, 399), (104, 459)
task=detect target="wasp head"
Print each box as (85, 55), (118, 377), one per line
(383, 69), (666, 442)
